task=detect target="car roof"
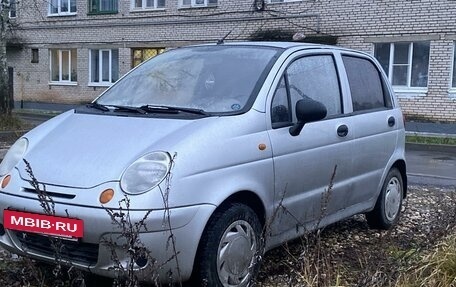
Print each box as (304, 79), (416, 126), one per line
(220, 41), (320, 49)
(191, 41), (369, 55)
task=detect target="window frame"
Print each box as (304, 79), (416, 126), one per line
(89, 49), (119, 87)
(287, 53), (344, 119)
(9, 0), (17, 18)
(271, 74), (293, 129)
(130, 0), (166, 12)
(49, 49), (77, 85)
(374, 41), (430, 94)
(131, 48), (165, 68)
(131, 0), (165, 10)
(449, 42), (456, 98)
(270, 52), (344, 128)
(31, 49), (39, 64)
(342, 54), (392, 114)
(179, 0), (217, 8)
(88, 0), (118, 14)
(49, 0), (77, 16)
(267, 0), (303, 4)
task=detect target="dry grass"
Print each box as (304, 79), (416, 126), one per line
(0, 115), (24, 131)
(258, 186), (456, 287)
(397, 235), (456, 287)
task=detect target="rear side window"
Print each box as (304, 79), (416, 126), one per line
(343, 56), (389, 112)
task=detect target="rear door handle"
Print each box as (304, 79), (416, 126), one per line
(337, 124), (349, 137)
(388, 116), (396, 127)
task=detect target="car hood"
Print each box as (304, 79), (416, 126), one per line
(18, 111), (208, 189)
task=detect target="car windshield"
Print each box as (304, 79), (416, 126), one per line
(96, 45), (281, 114)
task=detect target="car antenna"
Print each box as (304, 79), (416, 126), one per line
(217, 30), (232, 45)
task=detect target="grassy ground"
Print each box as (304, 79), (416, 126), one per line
(406, 135), (456, 146)
(0, 115), (23, 131)
(258, 186), (456, 286)
(0, 115), (31, 132)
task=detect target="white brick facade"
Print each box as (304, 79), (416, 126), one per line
(6, 0), (456, 122)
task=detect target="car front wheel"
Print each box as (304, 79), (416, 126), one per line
(192, 203), (263, 287)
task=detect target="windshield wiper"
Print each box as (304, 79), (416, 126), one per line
(86, 102), (109, 112)
(110, 105), (148, 114)
(88, 103), (149, 114)
(139, 105), (208, 116)
(89, 103), (208, 116)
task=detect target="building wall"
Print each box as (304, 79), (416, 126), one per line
(6, 0), (456, 122)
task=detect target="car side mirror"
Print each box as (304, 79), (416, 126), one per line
(289, 98), (327, 136)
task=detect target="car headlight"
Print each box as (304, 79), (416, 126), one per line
(0, 138), (28, 176)
(120, 151), (171, 195)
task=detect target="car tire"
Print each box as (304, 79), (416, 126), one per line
(366, 168), (404, 230)
(191, 202), (263, 287)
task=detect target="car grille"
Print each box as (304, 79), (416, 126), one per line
(13, 231), (99, 266)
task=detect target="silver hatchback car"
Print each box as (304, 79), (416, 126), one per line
(0, 42), (406, 286)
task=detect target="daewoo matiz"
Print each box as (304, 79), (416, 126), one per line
(0, 42), (407, 286)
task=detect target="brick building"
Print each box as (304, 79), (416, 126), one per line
(5, 0), (456, 122)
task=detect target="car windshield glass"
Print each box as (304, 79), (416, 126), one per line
(96, 45), (280, 113)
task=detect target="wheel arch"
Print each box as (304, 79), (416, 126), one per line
(190, 189), (266, 284)
(219, 190), (267, 226)
(391, 159), (407, 198)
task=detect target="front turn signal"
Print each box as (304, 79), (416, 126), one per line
(1, 175), (11, 189)
(99, 188), (115, 204)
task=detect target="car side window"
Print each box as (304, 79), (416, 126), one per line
(286, 55), (342, 118)
(342, 55), (389, 112)
(271, 76), (292, 128)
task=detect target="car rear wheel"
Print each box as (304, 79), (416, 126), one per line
(192, 203), (262, 287)
(366, 168), (403, 229)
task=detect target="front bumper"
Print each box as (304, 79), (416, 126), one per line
(0, 172), (216, 283)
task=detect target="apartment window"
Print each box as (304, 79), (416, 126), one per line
(89, 0), (118, 13)
(268, 0), (302, 3)
(49, 0), (77, 15)
(9, 0), (16, 18)
(132, 0), (165, 10)
(50, 49), (77, 83)
(374, 42), (430, 89)
(89, 49), (119, 85)
(31, 49), (39, 63)
(132, 48), (165, 67)
(452, 43), (456, 89)
(180, 0), (217, 8)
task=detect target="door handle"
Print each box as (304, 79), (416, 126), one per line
(388, 116), (396, 127)
(337, 125), (349, 137)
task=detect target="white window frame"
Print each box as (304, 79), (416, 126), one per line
(89, 49), (118, 87)
(449, 42), (456, 98)
(376, 42), (429, 95)
(268, 0), (303, 3)
(179, 0), (217, 8)
(49, 0), (77, 16)
(89, 0), (118, 14)
(388, 43), (414, 88)
(131, 0), (165, 11)
(49, 49), (77, 85)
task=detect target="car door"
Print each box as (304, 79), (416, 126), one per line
(267, 52), (355, 236)
(340, 53), (400, 205)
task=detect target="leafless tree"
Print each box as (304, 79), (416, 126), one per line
(0, 0), (13, 115)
